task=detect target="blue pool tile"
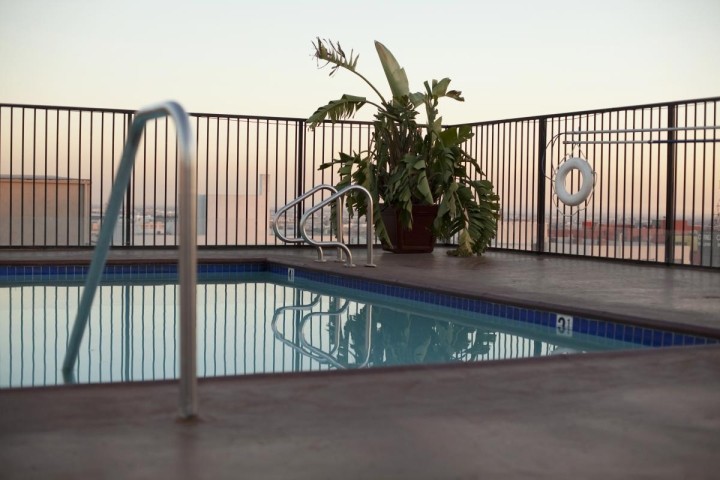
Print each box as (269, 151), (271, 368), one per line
(468, 299), (478, 313)
(600, 322), (610, 338)
(605, 323), (616, 339)
(636, 328), (647, 345)
(613, 324), (625, 341)
(637, 328), (649, 345)
(629, 326), (640, 343)
(622, 325), (634, 343)
(586, 320), (598, 336)
(576, 318), (588, 334)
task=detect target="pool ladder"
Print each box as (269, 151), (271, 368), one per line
(61, 101), (199, 420)
(271, 293), (373, 369)
(272, 184), (377, 267)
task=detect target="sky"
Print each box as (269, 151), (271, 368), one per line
(1, 0), (719, 124)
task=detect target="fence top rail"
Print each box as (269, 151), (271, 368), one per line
(446, 96), (720, 128)
(0, 102), (371, 125)
(2, 95), (719, 129)
(0, 102), (136, 115)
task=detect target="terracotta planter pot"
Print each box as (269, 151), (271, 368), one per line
(380, 204), (438, 253)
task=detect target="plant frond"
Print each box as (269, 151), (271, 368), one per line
(313, 38), (360, 75)
(445, 90), (465, 102)
(375, 41), (410, 99)
(308, 95), (368, 129)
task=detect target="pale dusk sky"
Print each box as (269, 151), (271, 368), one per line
(1, 0), (718, 123)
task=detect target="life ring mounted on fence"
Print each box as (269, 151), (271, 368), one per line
(554, 156), (595, 207)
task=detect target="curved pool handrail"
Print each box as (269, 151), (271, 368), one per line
(299, 304), (373, 369)
(270, 293), (328, 363)
(61, 101), (198, 419)
(271, 294), (351, 366)
(299, 185), (376, 268)
(272, 184), (343, 262)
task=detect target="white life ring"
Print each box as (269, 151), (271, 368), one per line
(554, 156), (594, 206)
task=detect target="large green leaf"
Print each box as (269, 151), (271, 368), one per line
(375, 41), (410, 99)
(431, 78), (451, 97)
(457, 125), (474, 142)
(438, 127), (459, 146)
(308, 95), (367, 128)
(408, 92), (426, 108)
(445, 90), (465, 102)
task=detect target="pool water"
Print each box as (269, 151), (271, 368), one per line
(0, 267), (712, 389)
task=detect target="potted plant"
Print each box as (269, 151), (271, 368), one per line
(309, 39), (500, 256)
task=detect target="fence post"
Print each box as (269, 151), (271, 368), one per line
(295, 120), (306, 239)
(124, 113), (133, 246)
(664, 104), (677, 265)
(535, 117), (547, 253)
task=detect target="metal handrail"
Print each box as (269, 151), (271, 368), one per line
(270, 294), (351, 366)
(272, 184), (344, 262)
(270, 293), (328, 363)
(558, 125), (720, 145)
(299, 185), (377, 268)
(61, 101), (198, 419)
(271, 292), (372, 369)
(299, 305), (373, 369)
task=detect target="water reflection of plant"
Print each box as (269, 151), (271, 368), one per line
(332, 305), (497, 368)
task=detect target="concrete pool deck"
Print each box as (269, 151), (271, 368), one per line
(1, 247), (719, 478)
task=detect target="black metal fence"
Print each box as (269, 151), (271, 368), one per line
(1, 98), (718, 267)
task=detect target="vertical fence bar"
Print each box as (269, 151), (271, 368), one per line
(21, 108), (26, 245)
(31, 109), (37, 245)
(77, 111), (82, 246)
(8, 108), (14, 245)
(665, 104), (677, 264)
(124, 114), (132, 245)
(295, 121), (306, 239)
(535, 117), (547, 252)
(711, 103), (718, 267)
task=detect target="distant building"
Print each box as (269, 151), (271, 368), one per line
(198, 174), (271, 245)
(0, 175), (91, 246)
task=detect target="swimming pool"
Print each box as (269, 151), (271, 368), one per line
(1, 262), (717, 389)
